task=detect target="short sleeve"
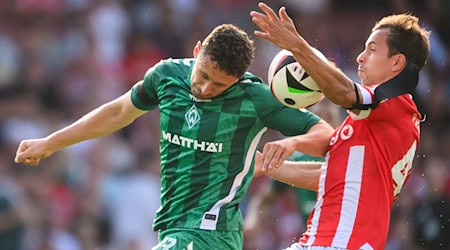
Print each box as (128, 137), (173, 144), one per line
(130, 65), (160, 110)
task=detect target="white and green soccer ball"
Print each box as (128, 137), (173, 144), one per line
(268, 48), (327, 109)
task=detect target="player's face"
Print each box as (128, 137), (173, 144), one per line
(356, 29), (399, 87)
(190, 52), (239, 99)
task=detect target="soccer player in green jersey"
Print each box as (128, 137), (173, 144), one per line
(14, 24), (334, 249)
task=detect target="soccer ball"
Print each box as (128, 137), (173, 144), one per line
(268, 48), (327, 109)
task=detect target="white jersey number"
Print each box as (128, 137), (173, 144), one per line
(391, 141), (417, 198)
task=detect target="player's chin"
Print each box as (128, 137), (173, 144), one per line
(357, 71), (367, 82)
(193, 92), (214, 100)
(191, 90), (204, 99)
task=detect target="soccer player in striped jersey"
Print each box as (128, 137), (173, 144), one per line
(251, 3), (430, 250)
(14, 24), (334, 249)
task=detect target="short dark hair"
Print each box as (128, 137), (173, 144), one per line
(201, 24), (255, 77)
(372, 13), (430, 69)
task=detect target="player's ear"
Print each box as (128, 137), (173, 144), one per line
(193, 41), (202, 58)
(392, 53), (406, 72)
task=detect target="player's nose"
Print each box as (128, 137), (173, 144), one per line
(356, 51), (365, 64)
(201, 82), (214, 96)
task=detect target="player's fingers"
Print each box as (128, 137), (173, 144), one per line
(270, 152), (284, 169)
(274, 151), (290, 168)
(253, 30), (270, 40)
(250, 11), (271, 29)
(14, 155), (22, 163)
(250, 16), (263, 27)
(250, 10), (267, 20)
(262, 144), (275, 171)
(279, 6), (292, 22)
(251, 15), (270, 32)
(15, 146), (28, 163)
(15, 140), (26, 154)
(30, 159), (40, 166)
(24, 158), (40, 166)
(264, 145), (283, 170)
(15, 154), (23, 163)
(258, 2), (279, 21)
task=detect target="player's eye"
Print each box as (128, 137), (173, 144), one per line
(215, 83), (226, 88)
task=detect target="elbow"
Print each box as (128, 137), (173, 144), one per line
(314, 121), (334, 157)
(339, 90), (359, 108)
(105, 103), (136, 131)
(112, 112), (136, 129)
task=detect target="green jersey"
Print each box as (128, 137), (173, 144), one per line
(130, 58), (320, 232)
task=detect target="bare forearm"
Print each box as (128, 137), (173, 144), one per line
(290, 38), (356, 108)
(45, 92), (145, 153)
(14, 91), (147, 166)
(46, 106), (127, 151)
(267, 161), (321, 191)
(251, 3), (358, 108)
(292, 120), (333, 157)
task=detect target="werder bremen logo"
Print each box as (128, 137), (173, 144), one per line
(185, 104), (200, 129)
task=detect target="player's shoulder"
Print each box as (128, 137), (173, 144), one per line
(145, 58), (194, 78)
(235, 71), (268, 93)
(238, 71), (264, 85)
(234, 72), (283, 108)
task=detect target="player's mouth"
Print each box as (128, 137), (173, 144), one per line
(192, 90), (212, 99)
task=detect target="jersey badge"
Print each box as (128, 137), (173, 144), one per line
(185, 104), (201, 129)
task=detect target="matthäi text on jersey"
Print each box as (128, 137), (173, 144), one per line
(161, 131), (223, 153)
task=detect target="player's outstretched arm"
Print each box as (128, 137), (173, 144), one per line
(266, 160), (322, 192)
(15, 90), (147, 166)
(250, 2), (359, 109)
(253, 150), (321, 191)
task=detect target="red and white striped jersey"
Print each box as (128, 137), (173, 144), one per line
(299, 87), (421, 250)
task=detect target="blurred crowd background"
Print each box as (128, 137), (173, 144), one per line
(0, 0), (448, 249)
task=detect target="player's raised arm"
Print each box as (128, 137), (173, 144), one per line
(15, 89), (147, 166)
(250, 2), (358, 110)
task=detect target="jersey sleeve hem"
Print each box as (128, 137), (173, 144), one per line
(131, 84), (157, 110)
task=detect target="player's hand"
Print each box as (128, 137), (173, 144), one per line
(261, 138), (295, 172)
(250, 2), (302, 50)
(253, 151), (265, 177)
(15, 138), (54, 166)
